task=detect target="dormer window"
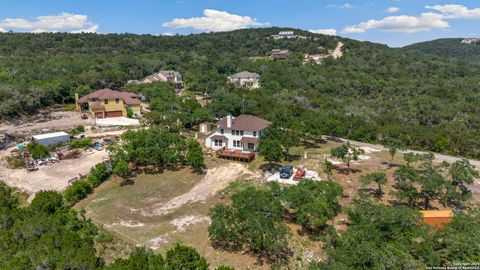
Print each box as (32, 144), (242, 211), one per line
(104, 99), (109, 104)
(220, 129), (224, 134)
(115, 98), (120, 104)
(253, 131), (257, 137)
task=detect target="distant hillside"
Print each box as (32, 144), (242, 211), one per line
(1, 28), (480, 158)
(402, 38), (480, 63)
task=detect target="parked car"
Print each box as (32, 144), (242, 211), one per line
(294, 168), (306, 181)
(280, 166), (293, 179)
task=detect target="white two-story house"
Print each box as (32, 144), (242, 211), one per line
(205, 114), (272, 152)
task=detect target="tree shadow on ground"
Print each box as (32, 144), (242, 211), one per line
(284, 153), (301, 162)
(302, 140), (321, 149)
(358, 188), (383, 198)
(381, 161), (400, 169)
(259, 162), (282, 173)
(334, 166), (362, 175)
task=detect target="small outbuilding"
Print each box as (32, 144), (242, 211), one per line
(420, 209), (454, 228)
(32, 132), (70, 147)
(199, 122), (214, 134)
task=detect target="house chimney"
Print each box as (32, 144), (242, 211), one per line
(227, 114), (233, 128)
(75, 93), (80, 111)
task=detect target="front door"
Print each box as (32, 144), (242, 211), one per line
(247, 143), (255, 151)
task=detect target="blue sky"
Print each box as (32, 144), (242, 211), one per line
(0, 0), (479, 47)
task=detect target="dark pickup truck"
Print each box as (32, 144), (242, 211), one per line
(280, 166), (294, 179)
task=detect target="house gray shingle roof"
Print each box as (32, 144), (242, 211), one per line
(216, 115), (271, 132)
(229, 71), (260, 80)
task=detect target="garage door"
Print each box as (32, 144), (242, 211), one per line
(105, 111), (123, 118)
(95, 112), (104, 118)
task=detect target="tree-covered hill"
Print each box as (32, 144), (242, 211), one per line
(402, 38), (480, 64)
(1, 28), (480, 158)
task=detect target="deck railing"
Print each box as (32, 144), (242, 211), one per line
(216, 149), (256, 162)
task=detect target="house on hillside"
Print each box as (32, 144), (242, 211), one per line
(205, 114), (271, 158)
(461, 38), (480, 44)
(272, 31), (295, 40)
(76, 89), (142, 118)
(227, 71), (261, 89)
(134, 70), (184, 92)
(271, 49), (290, 59)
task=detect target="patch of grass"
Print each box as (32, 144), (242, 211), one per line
(60, 103), (77, 111)
(219, 180), (253, 196)
(4, 155), (26, 169)
(77, 168), (265, 269)
(15, 191), (30, 208)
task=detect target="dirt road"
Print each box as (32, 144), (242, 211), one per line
(332, 42), (344, 59)
(334, 137), (480, 168)
(329, 136), (480, 194)
(143, 163), (255, 216)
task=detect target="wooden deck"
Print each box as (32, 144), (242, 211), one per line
(216, 149), (256, 162)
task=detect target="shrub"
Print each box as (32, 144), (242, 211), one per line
(64, 181), (92, 205)
(87, 163), (110, 188)
(5, 155), (26, 169)
(63, 162), (111, 205)
(69, 125), (86, 135)
(26, 143), (49, 159)
(0, 181), (19, 209)
(69, 138), (92, 149)
(126, 108), (133, 118)
(30, 191), (64, 214)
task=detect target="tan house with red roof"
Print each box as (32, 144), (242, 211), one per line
(76, 89), (142, 118)
(205, 114), (272, 152)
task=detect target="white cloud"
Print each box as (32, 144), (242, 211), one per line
(162, 9), (269, 32)
(309, 29), (337, 36)
(426, 4), (480, 19)
(386, 7), (400, 13)
(0, 13), (98, 33)
(162, 32), (176, 36)
(343, 12), (448, 33)
(340, 3), (353, 9)
(0, 27), (5, 33)
(343, 4), (480, 34)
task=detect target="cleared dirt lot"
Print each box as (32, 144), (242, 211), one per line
(0, 111), (93, 135)
(77, 163), (275, 269)
(0, 148), (108, 197)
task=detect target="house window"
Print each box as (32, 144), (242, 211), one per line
(214, 140), (223, 147)
(115, 98), (120, 104)
(233, 140), (241, 147)
(231, 130), (235, 135)
(253, 131), (257, 137)
(240, 130), (244, 136)
(220, 129), (224, 134)
(104, 99), (109, 104)
(232, 130), (240, 136)
(91, 98), (97, 102)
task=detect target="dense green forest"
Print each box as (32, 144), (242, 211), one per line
(402, 38), (480, 64)
(1, 28), (480, 158)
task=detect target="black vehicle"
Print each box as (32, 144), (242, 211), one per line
(279, 166), (293, 179)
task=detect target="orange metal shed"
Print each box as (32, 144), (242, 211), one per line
(420, 210), (454, 228)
